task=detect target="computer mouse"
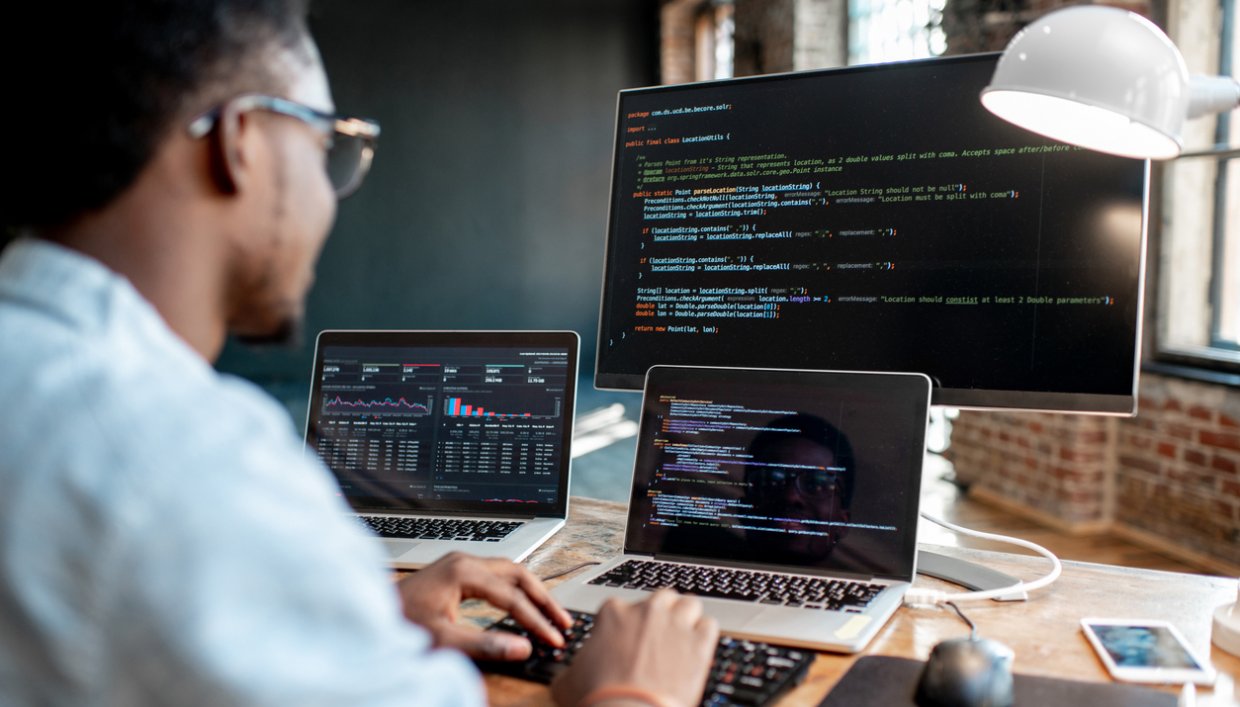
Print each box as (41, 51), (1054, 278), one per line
(914, 637), (1015, 707)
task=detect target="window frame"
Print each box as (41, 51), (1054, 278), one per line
(1146, 0), (1240, 385)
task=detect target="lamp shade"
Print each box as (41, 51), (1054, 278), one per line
(980, 6), (1189, 159)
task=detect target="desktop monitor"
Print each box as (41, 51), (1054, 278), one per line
(594, 53), (1148, 414)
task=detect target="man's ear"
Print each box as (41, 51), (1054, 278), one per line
(207, 102), (254, 196)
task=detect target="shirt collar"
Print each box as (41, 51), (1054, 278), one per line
(0, 237), (176, 346)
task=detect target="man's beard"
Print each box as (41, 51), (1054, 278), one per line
(233, 315), (304, 349)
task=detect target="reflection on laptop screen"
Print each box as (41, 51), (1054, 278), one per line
(306, 332), (577, 514)
(626, 366), (927, 579)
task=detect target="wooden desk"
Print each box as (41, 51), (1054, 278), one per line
(478, 497), (1240, 706)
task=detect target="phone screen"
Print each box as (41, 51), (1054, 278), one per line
(1088, 623), (1203, 670)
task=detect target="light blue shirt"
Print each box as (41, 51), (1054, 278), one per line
(0, 239), (484, 706)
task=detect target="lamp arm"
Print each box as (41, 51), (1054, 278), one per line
(1187, 75), (1240, 119)
(1176, 144), (1240, 159)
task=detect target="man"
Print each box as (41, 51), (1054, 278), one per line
(744, 414), (857, 564)
(0, 2), (717, 705)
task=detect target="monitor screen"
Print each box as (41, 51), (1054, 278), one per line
(594, 53), (1148, 413)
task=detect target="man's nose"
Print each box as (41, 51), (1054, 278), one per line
(783, 481), (807, 504)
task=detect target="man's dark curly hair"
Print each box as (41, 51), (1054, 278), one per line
(3, 0), (311, 231)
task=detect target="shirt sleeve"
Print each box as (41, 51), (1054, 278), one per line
(98, 378), (486, 707)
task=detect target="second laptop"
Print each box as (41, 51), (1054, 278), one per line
(305, 330), (579, 569)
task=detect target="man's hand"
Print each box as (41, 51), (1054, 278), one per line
(397, 552), (572, 661)
(551, 590), (719, 707)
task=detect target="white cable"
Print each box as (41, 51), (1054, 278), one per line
(904, 511), (1063, 605)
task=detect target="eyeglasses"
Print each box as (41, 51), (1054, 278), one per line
(188, 94), (381, 199)
(752, 467), (844, 499)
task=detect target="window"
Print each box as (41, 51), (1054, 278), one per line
(695, 1), (735, 80)
(661, 0), (734, 85)
(848, 0), (946, 65)
(1155, 0), (1240, 372)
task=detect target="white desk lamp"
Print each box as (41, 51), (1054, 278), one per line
(979, 5), (1239, 160)
(982, 6), (1240, 659)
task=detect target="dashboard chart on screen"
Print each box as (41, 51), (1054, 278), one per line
(595, 53), (1148, 413)
(309, 342), (573, 506)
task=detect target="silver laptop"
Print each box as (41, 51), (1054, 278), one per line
(553, 365), (930, 652)
(305, 330), (578, 569)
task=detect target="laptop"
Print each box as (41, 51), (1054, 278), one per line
(552, 365), (931, 652)
(305, 330), (579, 569)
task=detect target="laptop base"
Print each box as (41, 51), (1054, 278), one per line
(552, 554), (907, 653)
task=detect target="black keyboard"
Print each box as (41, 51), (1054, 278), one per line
(588, 559), (883, 612)
(360, 516), (523, 541)
(476, 610), (815, 707)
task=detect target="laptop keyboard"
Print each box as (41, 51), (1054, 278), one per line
(360, 516), (524, 542)
(588, 560), (884, 612)
(476, 610), (814, 707)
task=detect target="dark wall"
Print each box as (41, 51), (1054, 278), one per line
(216, 0), (659, 412)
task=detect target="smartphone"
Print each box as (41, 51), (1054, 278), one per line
(1080, 618), (1216, 685)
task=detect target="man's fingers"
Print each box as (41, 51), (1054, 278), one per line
(670, 591), (704, 626)
(647, 587), (678, 610)
(695, 613), (721, 647)
(504, 590), (566, 648)
(432, 622), (533, 661)
(514, 565), (573, 629)
(456, 559), (566, 647)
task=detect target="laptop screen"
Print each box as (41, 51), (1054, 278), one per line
(306, 331), (578, 517)
(625, 366), (929, 581)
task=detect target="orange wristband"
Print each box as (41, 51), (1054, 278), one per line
(577, 684), (674, 707)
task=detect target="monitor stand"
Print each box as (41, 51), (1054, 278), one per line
(916, 549), (1028, 601)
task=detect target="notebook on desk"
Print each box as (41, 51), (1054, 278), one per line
(305, 330), (578, 569)
(552, 365), (931, 652)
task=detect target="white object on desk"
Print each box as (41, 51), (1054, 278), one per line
(1212, 580), (1240, 657)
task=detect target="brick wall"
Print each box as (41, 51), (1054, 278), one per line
(733, 0), (796, 76)
(1115, 375), (1240, 568)
(941, 0), (1155, 55)
(945, 373), (1240, 572)
(662, 0), (845, 81)
(947, 412), (1114, 527)
(661, 0), (701, 84)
